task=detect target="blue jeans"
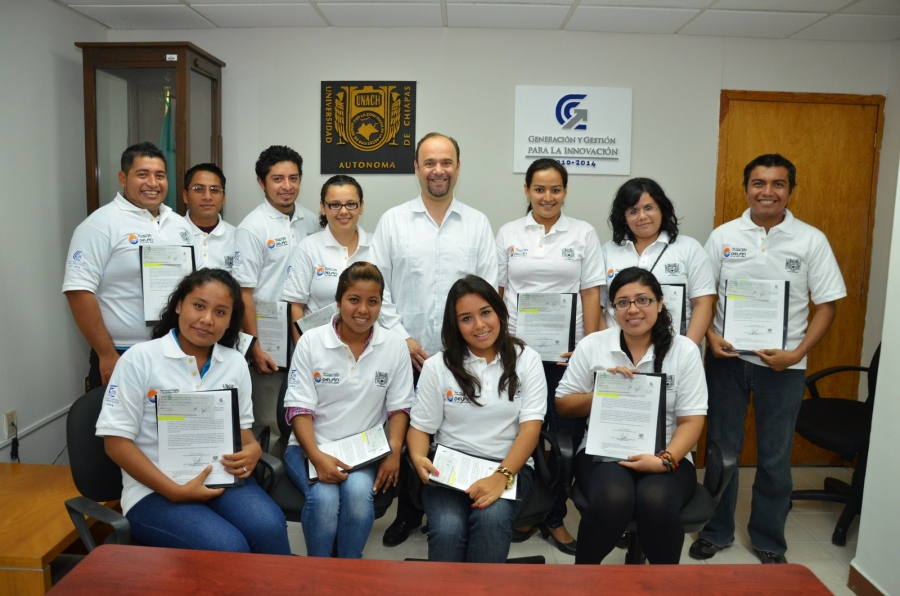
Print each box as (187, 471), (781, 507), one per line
(422, 465), (534, 563)
(284, 445), (377, 558)
(699, 350), (806, 555)
(126, 476), (290, 554)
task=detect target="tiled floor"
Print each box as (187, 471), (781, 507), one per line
(286, 466), (858, 595)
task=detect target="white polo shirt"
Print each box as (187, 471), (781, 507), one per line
(95, 330), (253, 514)
(186, 212), (236, 273)
(555, 329), (708, 460)
(705, 209), (846, 370)
(281, 225), (372, 316)
(370, 196), (498, 356)
(496, 212), (605, 343)
(601, 231), (716, 332)
(410, 345), (547, 467)
(62, 193), (194, 347)
(285, 318), (414, 446)
(232, 200), (319, 302)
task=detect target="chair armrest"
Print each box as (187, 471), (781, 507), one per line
(252, 423), (271, 454)
(805, 366), (868, 400)
(532, 430), (561, 493)
(556, 429), (575, 499)
(256, 452), (284, 495)
(703, 439), (738, 507)
(65, 496), (130, 552)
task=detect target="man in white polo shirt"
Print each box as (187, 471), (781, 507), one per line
(371, 132), (498, 546)
(232, 145), (318, 452)
(690, 154), (846, 565)
(64, 142), (193, 390)
(183, 163), (235, 273)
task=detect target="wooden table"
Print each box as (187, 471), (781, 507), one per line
(48, 544), (832, 595)
(0, 464), (103, 595)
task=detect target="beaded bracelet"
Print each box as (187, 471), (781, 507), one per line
(655, 450), (680, 473)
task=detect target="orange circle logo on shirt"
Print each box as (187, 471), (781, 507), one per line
(147, 389), (158, 403)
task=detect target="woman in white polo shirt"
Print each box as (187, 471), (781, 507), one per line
(283, 261), (413, 558)
(495, 158), (605, 554)
(602, 178), (714, 345)
(95, 268), (291, 554)
(556, 267), (707, 565)
(408, 275), (547, 563)
(283, 175), (371, 343)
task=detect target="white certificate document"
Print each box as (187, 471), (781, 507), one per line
(255, 300), (289, 368)
(140, 245), (195, 324)
(296, 303), (339, 336)
(428, 444), (517, 500)
(307, 424), (392, 480)
(661, 284), (686, 336)
(156, 389), (241, 488)
(585, 372), (665, 461)
(722, 279), (789, 353)
(515, 293), (576, 362)
(236, 332), (256, 358)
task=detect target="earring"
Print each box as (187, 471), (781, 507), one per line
(176, 307), (180, 313)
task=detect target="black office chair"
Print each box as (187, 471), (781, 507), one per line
(558, 431), (737, 564)
(791, 343), (879, 546)
(260, 376), (395, 524)
(405, 429), (561, 564)
(65, 386), (283, 552)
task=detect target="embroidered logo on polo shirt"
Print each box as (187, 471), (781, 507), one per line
(289, 369), (300, 387)
(104, 384), (119, 407)
(665, 374), (676, 391)
(313, 371), (340, 385)
(375, 371), (389, 387)
(607, 268), (618, 280)
(147, 389), (158, 404)
(785, 258), (801, 273)
(233, 251), (242, 267)
(72, 251), (83, 262)
(67, 251), (86, 270)
(224, 255), (234, 269)
(315, 266), (339, 278)
(445, 390), (470, 404)
(128, 233), (154, 245)
(723, 246), (748, 259)
(664, 263), (680, 275)
(222, 384), (235, 390)
(508, 246), (528, 259)
(267, 237), (289, 250)
(561, 248), (575, 260)
(180, 230), (191, 244)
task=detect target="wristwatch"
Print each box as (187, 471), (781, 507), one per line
(495, 465), (515, 490)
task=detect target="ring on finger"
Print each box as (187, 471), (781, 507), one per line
(242, 466), (248, 473)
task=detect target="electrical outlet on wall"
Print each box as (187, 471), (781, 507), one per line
(4, 410), (17, 440)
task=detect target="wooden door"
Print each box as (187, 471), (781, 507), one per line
(708, 90), (884, 467)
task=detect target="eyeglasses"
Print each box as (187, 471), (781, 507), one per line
(612, 296), (657, 311)
(625, 204), (659, 219)
(324, 201), (361, 211)
(189, 185), (224, 196)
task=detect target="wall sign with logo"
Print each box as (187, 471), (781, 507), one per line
(513, 85), (632, 176)
(321, 81), (416, 175)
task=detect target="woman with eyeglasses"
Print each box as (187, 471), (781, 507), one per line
(602, 178), (715, 345)
(556, 267), (707, 565)
(283, 175), (372, 343)
(494, 159), (605, 555)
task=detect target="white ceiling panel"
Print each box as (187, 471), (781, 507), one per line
(448, 3), (569, 29)
(578, 0), (711, 7)
(317, 2), (443, 26)
(193, 3), (326, 27)
(711, 0), (853, 12)
(840, 0), (900, 15)
(448, 0), (571, 4)
(565, 6), (699, 33)
(680, 9), (824, 38)
(791, 13), (900, 40)
(189, 0), (307, 5)
(69, 5), (216, 28)
(62, 0), (179, 5)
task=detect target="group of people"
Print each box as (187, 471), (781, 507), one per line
(63, 132), (846, 567)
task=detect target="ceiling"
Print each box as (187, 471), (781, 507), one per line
(53, 0), (900, 41)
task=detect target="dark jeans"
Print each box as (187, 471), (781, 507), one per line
(543, 362), (585, 528)
(574, 453), (697, 564)
(699, 350), (806, 555)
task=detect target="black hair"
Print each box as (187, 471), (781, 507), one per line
(608, 177), (679, 246)
(121, 141), (166, 173)
(607, 267), (673, 373)
(524, 159), (568, 214)
(415, 132), (460, 162)
(184, 163), (226, 191)
(255, 145), (303, 181)
(318, 174), (364, 228)
(742, 153), (796, 192)
(334, 261), (385, 303)
(152, 268), (244, 350)
(441, 275), (524, 405)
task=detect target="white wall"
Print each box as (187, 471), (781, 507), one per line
(0, 0), (106, 464)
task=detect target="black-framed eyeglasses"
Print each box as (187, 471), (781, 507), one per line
(323, 201), (361, 211)
(189, 185), (224, 196)
(612, 296), (657, 311)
